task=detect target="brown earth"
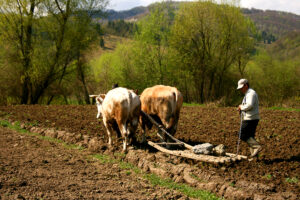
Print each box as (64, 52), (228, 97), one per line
(0, 105), (299, 199)
(0, 126), (193, 200)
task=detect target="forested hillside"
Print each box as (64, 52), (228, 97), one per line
(266, 31), (300, 60)
(0, 1), (299, 107)
(100, 3), (300, 42)
(243, 8), (300, 41)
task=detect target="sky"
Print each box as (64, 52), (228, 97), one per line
(108, 0), (300, 15)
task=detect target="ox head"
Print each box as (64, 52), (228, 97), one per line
(89, 94), (106, 118)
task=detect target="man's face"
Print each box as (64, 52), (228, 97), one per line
(239, 84), (248, 94)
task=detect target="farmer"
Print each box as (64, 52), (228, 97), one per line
(237, 79), (262, 157)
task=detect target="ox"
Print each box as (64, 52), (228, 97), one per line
(90, 87), (141, 152)
(140, 85), (183, 143)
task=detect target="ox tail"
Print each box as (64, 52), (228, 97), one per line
(172, 88), (183, 111)
(172, 88), (179, 104)
(172, 90), (178, 112)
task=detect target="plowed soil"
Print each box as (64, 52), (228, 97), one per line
(0, 126), (191, 200)
(0, 105), (299, 199)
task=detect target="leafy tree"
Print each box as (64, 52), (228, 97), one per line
(0, 0), (108, 104)
(105, 19), (137, 37)
(246, 39), (300, 106)
(170, 0), (255, 103)
(134, 1), (175, 85)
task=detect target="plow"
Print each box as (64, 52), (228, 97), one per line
(141, 111), (248, 164)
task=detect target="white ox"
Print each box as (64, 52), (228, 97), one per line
(90, 87), (141, 152)
(140, 85), (183, 142)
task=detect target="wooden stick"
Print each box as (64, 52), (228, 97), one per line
(155, 142), (184, 147)
(148, 141), (233, 164)
(225, 152), (248, 160)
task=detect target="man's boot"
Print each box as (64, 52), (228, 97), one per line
(246, 137), (262, 157)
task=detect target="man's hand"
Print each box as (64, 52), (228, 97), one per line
(237, 105), (242, 112)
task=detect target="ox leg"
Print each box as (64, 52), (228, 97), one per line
(166, 124), (177, 141)
(123, 136), (128, 152)
(129, 118), (138, 145)
(140, 116), (147, 144)
(118, 121), (128, 152)
(141, 129), (146, 144)
(103, 120), (113, 147)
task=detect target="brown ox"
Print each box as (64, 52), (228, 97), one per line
(140, 85), (183, 142)
(90, 87), (141, 152)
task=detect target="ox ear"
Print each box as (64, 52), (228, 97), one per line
(100, 94), (106, 99)
(134, 89), (139, 95)
(95, 94), (106, 104)
(96, 96), (103, 104)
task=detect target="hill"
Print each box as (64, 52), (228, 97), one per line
(106, 6), (149, 21)
(243, 8), (300, 39)
(96, 3), (300, 40)
(266, 30), (300, 61)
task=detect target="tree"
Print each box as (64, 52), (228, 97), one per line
(99, 36), (105, 48)
(170, 0), (255, 103)
(0, 0), (108, 104)
(135, 1), (175, 85)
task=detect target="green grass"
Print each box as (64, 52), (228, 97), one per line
(92, 154), (221, 199)
(27, 120), (39, 127)
(92, 154), (116, 164)
(183, 102), (205, 107)
(0, 120), (29, 134)
(0, 119), (84, 151)
(190, 173), (206, 183)
(263, 174), (273, 180)
(145, 173), (220, 200)
(285, 177), (299, 184)
(267, 107), (300, 112)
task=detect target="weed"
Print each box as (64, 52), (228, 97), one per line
(119, 161), (135, 170)
(145, 173), (220, 200)
(268, 107), (300, 112)
(285, 177), (299, 184)
(125, 171), (132, 176)
(153, 162), (160, 168)
(114, 152), (126, 160)
(263, 174), (272, 180)
(0, 120), (9, 127)
(183, 102), (205, 107)
(40, 135), (61, 143)
(190, 173), (205, 182)
(229, 181), (236, 187)
(27, 120), (39, 127)
(93, 154), (116, 164)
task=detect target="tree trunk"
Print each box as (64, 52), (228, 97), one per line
(207, 70), (215, 101)
(20, 77), (30, 104)
(19, 0), (36, 104)
(76, 53), (90, 104)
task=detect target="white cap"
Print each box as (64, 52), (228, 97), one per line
(237, 79), (248, 90)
